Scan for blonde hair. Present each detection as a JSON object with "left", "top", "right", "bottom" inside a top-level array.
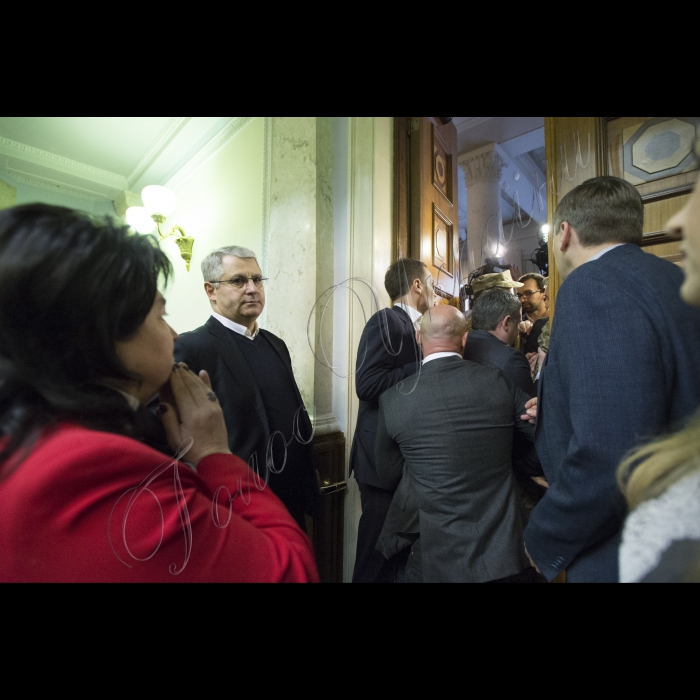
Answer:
[{"left": 618, "top": 409, "right": 700, "bottom": 509}]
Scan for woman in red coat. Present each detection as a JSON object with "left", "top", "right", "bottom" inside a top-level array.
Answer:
[{"left": 0, "top": 204, "right": 318, "bottom": 583}]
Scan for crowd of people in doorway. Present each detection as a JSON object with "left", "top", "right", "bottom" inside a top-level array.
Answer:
[
  {"left": 1, "top": 153, "right": 700, "bottom": 582},
  {"left": 352, "top": 171, "right": 700, "bottom": 584}
]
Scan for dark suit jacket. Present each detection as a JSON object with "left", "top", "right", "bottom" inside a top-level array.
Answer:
[
  {"left": 375, "top": 356, "right": 535, "bottom": 583},
  {"left": 464, "top": 330, "right": 542, "bottom": 479},
  {"left": 525, "top": 244, "right": 700, "bottom": 583},
  {"left": 464, "top": 330, "right": 535, "bottom": 397},
  {"left": 349, "top": 307, "right": 421, "bottom": 489},
  {"left": 173, "top": 317, "right": 317, "bottom": 517}
]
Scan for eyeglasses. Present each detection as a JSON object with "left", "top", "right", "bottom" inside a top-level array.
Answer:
[
  {"left": 209, "top": 276, "right": 268, "bottom": 289},
  {"left": 516, "top": 290, "right": 543, "bottom": 300}
]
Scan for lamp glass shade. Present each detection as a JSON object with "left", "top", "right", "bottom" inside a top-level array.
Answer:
[
  {"left": 142, "top": 185, "right": 177, "bottom": 218},
  {"left": 126, "top": 206, "right": 157, "bottom": 234}
]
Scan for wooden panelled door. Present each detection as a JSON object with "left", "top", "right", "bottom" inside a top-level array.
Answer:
[
  {"left": 545, "top": 117, "right": 695, "bottom": 314},
  {"left": 394, "top": 117, "right": 460, "bottom": 304}
]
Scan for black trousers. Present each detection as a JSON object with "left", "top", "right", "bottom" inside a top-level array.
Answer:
[{"left": 352, "top": 482, "right": 399, "bottom": 584}]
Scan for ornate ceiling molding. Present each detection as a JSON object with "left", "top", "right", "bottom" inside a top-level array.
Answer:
[
  {"left": 127, "top": 117, "right": 191, "bottom": 187},
  {"left": 0, "top": 136, "right": 127, "bottom": 188},
  {"left": 7, "top": 171, "right": 112, "bottom": 202},
  {"left": 454, "top": 117, "right": 493, "bottom": 133},
  {"left": 166, "top": 117, "right": 253, "bottom": 189}
]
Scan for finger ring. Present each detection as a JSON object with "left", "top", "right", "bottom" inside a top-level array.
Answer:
[{"left": 207, "top": 391, "right": 218, "bottom": 403}]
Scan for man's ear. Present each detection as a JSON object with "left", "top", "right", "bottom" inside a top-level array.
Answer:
[
  {"left": 204, "top": 282, "right": 217, "bottom": 301},
  {"left": 416, "top": 329, "right": 422, "bottom": 346},
  {"left": 559, "top": 222, "right": 574, "bottom": 252},
  {"left": 461, "top": 332, "right": 468, "bottom": 350}
]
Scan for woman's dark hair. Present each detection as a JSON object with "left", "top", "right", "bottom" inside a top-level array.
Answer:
[{"left": 0, "top": 203, "right": 172, "bottom": 467}]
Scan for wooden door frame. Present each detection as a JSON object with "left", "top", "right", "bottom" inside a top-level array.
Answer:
[
  {"left": 544, "top": 116, "right": 692, "bottom": 315},
  {"left": 393, "top": 117, "right": 412, "bottom": 263}
]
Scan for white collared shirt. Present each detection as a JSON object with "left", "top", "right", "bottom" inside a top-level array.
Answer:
[
  {"left": 212, "top": 312, "right": 260, "bottom": 340},
  {"left": 422, "top": 352, "right": 462, "bottom": 366},
  {"left": 394, "top": 303, "right": 423, "bottom": 330},
  {"left": 588, "top": 243, "right": 626, "bottom": 263}
]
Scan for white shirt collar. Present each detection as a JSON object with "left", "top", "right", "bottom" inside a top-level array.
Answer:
[
  {"left": 212, "top": 312, "right": 260, "bottom": 339},
  {"left": 422, "top": 352, "right": 462, "bottom": 366},
  {"left": 394, "top": 303, "right": 423, "bottom": 324},
  {"left": 588, "top": 243, "right": 626, "bottom": 263}
]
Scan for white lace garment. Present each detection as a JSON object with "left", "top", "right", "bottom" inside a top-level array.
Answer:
[{"left": 619, "top": 468, "right": 700, "bottom": 583}]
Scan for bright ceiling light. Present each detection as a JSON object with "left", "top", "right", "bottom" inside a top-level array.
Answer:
[
  {"left": 541, "top": 224, "right": 551, "bottom": 236},
  {"left": 126, "top": 206, "right": 156, "bottom": 234},
  {"left": 142, "top": 185, "right": 177, "bottom": 218}
]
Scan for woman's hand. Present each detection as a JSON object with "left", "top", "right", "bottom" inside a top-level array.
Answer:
[{"left": 159, "top": 363, "right": 232, "bottom": 466}]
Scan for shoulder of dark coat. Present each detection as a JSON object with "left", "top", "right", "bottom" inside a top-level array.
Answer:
[
  {"left": 367, "top": 306, "right": 407, "bottom": 327},
  {"left": 259, "top": 329, "right": 290, "bottom": 354},
  {"left": 561, "top": 245, "right": 684, "bottom": 310},
  {"left": 174, "top": 322, "right": 214, "bottom": 349}
]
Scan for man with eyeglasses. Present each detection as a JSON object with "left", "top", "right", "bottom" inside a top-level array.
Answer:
[
  {"left": 174, "top": 246, "right": 317, "bottom": 531},
  {"left": 517, "top": 273, "right": 549, "bottom": 356}
]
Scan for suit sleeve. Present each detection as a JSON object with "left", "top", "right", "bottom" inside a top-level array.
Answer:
[
  {"left": 374, "top": 397, "right": 405, "bottom": 491},
  {"left": 513, "top": 386, "right": 536, "bottom": 444},
  {"left": 524, "top": 277, "right": 668, "bottom": 580},
  {"left": 356, "top": 311, "right": 420, "bottom": 404},
  {"left": 503, "top": 353, "right": 536, "bottom": 398}
]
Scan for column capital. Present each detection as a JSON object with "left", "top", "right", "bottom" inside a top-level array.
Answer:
[{"left": 458, "top": 143, "right": 506, "bottom": 187}]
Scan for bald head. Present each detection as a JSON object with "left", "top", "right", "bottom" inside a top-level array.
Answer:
[{"left": 419, "top": 305, "right": 468, "bottom": 357}]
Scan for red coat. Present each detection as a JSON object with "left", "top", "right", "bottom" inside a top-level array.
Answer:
[{"left": 0, "top": 424, "right": 319, "bottom": 583}]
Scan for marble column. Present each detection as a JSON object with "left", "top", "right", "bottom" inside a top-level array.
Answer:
[
  {"left": 459, "top": 144, "right": 506, "bottom": 272},
  {"left": 0, "top": 178, "right": 17, "bottom": 210},
  {"left": 264, "top": 117, "right": 339, "bottom": 434}
]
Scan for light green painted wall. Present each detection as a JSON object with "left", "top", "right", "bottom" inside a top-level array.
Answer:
[
  {"left": 3, "top": 171, "right": 115, "bottom": 216},
  {"left": 0, "top": 178, "right": 17, "bottom": 210},
  {"left": 160, "top": 117, "right": 265, "bottom": 336}
]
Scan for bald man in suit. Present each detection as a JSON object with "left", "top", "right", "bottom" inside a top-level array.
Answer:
[{"left": 375, "top": 306, "right": 536, "bottom": 583}]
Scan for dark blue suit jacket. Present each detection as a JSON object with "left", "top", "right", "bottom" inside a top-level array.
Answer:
[
  {"left": 524, "top": 244, "right": 700, "bottom": 582},
  {"left": 349, "top": 307, "right": 421, "bottom": 489}
]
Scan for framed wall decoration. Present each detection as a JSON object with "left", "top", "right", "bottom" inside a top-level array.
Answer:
[
  {"left": 432, "top": 203, "right": 454, "bottom": 279},
  {"left": 432, "top": 125, "right": 454, "bottom": 205}
]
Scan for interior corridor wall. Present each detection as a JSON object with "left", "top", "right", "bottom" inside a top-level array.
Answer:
[
  {"left": 162, "top": 117, "right": 265, "bottom": 335},
  {"left": 0, "top": 170, "right": 116, "bottom": 217}
]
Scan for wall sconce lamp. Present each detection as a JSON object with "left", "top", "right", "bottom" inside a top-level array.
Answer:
[{"left": 125, "top": 186, "right": 195, "bottom": 272}]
